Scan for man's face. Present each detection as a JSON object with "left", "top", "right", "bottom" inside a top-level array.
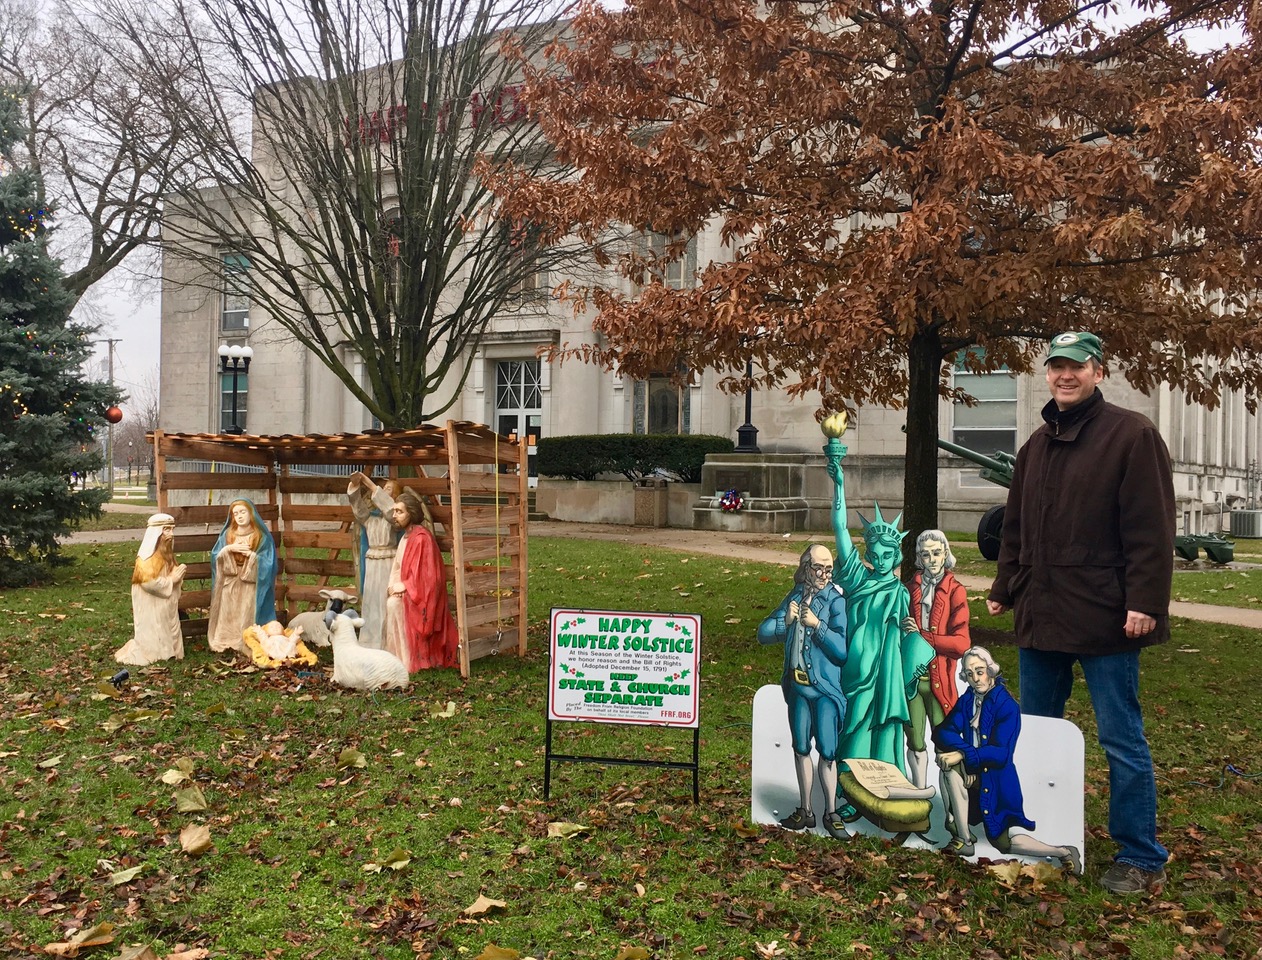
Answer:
[
  {"left": 918, "top": 538, "right": 947, "bottom": 578},
  {"left": 1045, "top": 357, "right": 1103, "bottom": 410},
  {"left": 160, "top": 524, "right": 175, "bottom": 543},
  {"left": 963, "top": 656, "right": 995, "bottom": 695},
  {"left": 390, "top": 500, "right": 410, "bottom": 529},
  {"left": 806, "top": 546, "right": 833, "bottom": 591}
]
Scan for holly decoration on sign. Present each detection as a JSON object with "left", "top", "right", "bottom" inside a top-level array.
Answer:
[{"left": 664, "top": 621, "right": 692, "bottom": 637}]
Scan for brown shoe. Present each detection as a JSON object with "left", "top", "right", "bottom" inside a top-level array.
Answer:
[{"left": 1100, "top": 862, "right": 1165, "bottom": 894}]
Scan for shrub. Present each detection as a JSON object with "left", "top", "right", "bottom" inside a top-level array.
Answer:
[{"left": 537, "top": 434, "right": 734, "bottom": 482}]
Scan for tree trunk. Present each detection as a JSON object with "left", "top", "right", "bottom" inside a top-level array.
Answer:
[{"left": 902, "top": 328, "right": 944, "bottom": 574}]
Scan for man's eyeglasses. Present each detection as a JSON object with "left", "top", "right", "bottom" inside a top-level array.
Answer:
[{"left": 809, "top": 564, "right": 833, "bottom": 576}]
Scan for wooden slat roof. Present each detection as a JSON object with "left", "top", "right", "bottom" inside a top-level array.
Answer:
[{"left": 148, "top": 422, "right": 516, "bottom": 465}]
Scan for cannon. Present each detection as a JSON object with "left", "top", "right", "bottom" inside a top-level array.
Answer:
[
  {"left": 934, "top": 437, "right": 1235, "bottom": 565},
  {"left": 933, "top": 437, "right": 1015, "bottom": 561}
]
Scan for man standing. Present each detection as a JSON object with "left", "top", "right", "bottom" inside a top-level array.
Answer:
[
  {"left": 758, "top": 544, "right": 850, "bottom": 838},
  {"left": 987, "top": 331, "right": 1174, "bottom": 894},
  {"left": 901, "top": 530, "right": 971, "bottom": 790}
]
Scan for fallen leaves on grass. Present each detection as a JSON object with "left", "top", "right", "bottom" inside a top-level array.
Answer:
[
  {"left": 462, "top": 895, "right": 507, "bottom": 917},
  {"left": 363, "top": 848, "right": 411, "bottom": 873},
  {"left": 113, "top": 946, "right": 159, "bottom": 960},
  {"left": 474, "top": 946, "right": 520, "bottom": 960},
  {"left": 44, "top": 921, "right": 116, "bottom": 957},
  {"left": 159, "top": 758, "right": 195, "bottom": 785},
  {"left": 173, "top": 784, "right": 207, "bottom": 812},
  {"left": 986, "top": 860, "right": 1063, "bottom": 887},
  {"left": 108, "top": 865, "right": 144, "bottom": 886},
  {"left": 178, "top": 824, "right": 213, "bottom": 856},
  {"left": 336, "top": 747, "right": 367, "bottom": 769},
  {"left": 431, "top": 701, "right": 457, "bottom": 718},
  {"left": 546, "top": 821, "right": 588, "bottom": 838},
  {"left": 100, "top": 709, "right": 161, "bottom": 733}
]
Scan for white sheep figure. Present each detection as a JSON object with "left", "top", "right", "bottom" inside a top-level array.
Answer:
[
  {"left": 287, "top": 588, "right": 359, "bottom": 649},
  {"left": 328, "top": 614, "right": 409, "bottom": 691}
]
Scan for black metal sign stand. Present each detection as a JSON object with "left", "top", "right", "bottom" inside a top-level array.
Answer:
[
  {"left": 544, "top": 607, "right": 702, "bottom": 803},
  {"left": 544, "top": 720, "right": 700, "bottom": 803}
]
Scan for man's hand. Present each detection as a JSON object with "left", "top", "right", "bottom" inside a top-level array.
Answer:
[
  {"left": 986, "top": 600, "right": 1009, "bottom": 616},
  {"left": 937, "top": 750, "right": 964, "bottom": 769},
  {"left": 1125, "top": 610, "right": 1156, "bottom": 639},
  {"left": 786, "top": 600, "right": 800, "bottom": 624},
  {"left": 800, "top": 607, "right": 820, "bottom": 630}
]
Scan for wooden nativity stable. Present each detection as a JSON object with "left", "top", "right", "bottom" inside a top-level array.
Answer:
[{"left": 149, "top": 422, "right": 528, "bottom": 678}]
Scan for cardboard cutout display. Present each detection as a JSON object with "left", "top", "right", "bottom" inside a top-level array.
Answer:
[
  {"left": 821, "top": 417, "right": 934, "bottom": 822},
  {"left": 751, "top": 418, "right": 1084, "bottom": 872},
  {"left": 904, "top": 529, "right": 972, "bottom": 789},
  {"left": 757, "top": 545, "right": 851, "bottom": 837}
]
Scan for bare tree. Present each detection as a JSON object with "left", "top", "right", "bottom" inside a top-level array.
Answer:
[
  {"left": 89, "top": 0, "right": 590, "bottom": 428},
  {"left": 114, "top": 370, "right": 161, "bottom": 478},
  {"left": 0, "top": 0, "right": 192, "bottom": 301}
]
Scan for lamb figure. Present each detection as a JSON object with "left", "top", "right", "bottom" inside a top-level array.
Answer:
[
  {"left": 328, "top": 614, "right": 410, "bottom": 691},
  {"left": 287, "top": 588, "right": 359, "bottom": 648}
]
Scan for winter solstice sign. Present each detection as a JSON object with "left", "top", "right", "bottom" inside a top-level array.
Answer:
[
  {"left": 548, "top": 609, "right": 701, "bottom": 725},
  {"left": 545, "top": 608, "right": 702, "bottom": 800}
]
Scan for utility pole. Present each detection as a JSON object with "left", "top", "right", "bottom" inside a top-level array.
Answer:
[{"left": 103, "top": 338, "right": 120, "bottom": 498}]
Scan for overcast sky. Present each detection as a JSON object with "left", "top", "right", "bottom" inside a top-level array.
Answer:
[{"left": 76, "top": 262, "right": 162, "bottom": 411}]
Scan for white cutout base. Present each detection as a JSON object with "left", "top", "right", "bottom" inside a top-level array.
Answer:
[{"left": 751, "top": 684, "right": 1085, "bottom": 866}]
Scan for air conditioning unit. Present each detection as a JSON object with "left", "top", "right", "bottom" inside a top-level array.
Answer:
[{"left": 1230, "top": 509, "right": 1262, "bottom": 538}]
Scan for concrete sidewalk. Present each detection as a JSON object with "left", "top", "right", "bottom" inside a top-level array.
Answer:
[
  {"left": 528, "top": 521, "right": 1262, "bottom": 630},
  {"left": 70, "top": 510, "right": 1262, "bottom": 630}
]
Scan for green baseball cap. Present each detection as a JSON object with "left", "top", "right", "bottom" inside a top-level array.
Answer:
[{"left": 1045, "top": 331, "right": 1103, "bottom": 364}]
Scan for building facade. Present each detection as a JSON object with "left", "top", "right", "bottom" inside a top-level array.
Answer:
[
  {"left": 159, "top": 206, "right": 1262, "bottom": 535},
  {"left": 157, "top": 52, "right": 1262, "bottom": 535}
]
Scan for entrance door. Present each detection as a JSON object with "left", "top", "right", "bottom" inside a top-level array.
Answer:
[{"left": 495, "top": 359, "right": 542, "bottom": 486}]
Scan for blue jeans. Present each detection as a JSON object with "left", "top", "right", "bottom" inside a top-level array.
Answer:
[{"left": 1018, "top": 647, "right": 1168, "bottom": 873}]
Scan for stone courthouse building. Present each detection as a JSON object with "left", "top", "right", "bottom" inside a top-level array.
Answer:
[{"left": 158, "top": 53, "right": 1262, "bottom": 537}]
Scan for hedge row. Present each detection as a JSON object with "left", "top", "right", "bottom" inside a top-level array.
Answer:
[{"left": 536, "top": 434, "right": 735, "bottom": 482}]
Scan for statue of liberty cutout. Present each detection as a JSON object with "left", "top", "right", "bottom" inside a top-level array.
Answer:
[{"left": 822, "top": 413, "right": 936, "bottom": 830}]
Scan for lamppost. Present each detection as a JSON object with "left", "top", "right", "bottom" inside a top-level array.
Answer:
[
  {"left": 127, "top": 440, "right": 134, "bottom": 485},
  {"left": 734, "top": 354, "right": 761, "bottom": 453},
  {"left": 217, "top": 343, "right": 253, "bottom": 435}
]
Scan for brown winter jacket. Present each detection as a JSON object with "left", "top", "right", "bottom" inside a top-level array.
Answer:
[{"left": 988, "top": 389, "right": 1175, "bottom": 656}]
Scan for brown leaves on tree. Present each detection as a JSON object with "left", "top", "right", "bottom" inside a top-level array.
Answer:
[{"left": 486, "top": 0, "right": 1262, "bottom": 535}]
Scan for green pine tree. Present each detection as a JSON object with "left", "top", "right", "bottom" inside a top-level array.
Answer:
[{"left": 0, "top": 88, "right": 116, "bottom": 585}]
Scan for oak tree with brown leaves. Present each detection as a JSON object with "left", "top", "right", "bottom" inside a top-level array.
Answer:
[{"left": 489, "top": 0, "right": 1262, "bottom": 542}]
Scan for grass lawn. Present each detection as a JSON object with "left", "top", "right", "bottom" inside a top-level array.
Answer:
[
  {"left": 771, "top": 531, "right": 1262, "bottom": 609},
  {"left": 1, "top": 538, "right": 1258, "bottom": 959},
  {"left": 73, "top": 512, "right": 153, "bottom": 533}
]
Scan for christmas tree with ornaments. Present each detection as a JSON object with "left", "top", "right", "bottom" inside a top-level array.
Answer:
[{"left": 0, "top": 88, "right": 116, "bottom": 585}]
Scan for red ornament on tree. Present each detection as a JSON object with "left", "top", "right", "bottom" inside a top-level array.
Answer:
[{"left": 104, "top": 405, "right": 123, "bottom": 424}]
